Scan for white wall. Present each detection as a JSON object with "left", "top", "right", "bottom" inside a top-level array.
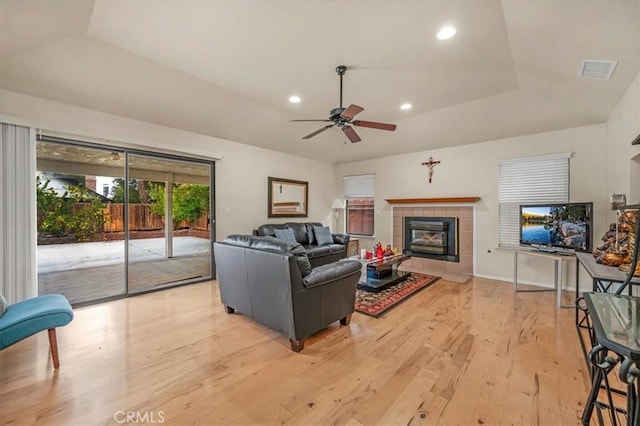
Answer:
[
  {"left": 0, "top": 90, "right": 337, "bottom": 241},
  {"left": 605, "top": 72, "right": 640, "bottom": 203},
  {"left": 335, "top": 124, "right": 607, "bottom": 284},
  {"left": 3, "top": 71, "right": 637, "bottom": 287}
]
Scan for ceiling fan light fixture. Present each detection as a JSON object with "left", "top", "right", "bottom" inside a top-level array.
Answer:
[
  {"left": 437, "top": 26, "right": 456, "bottom": 40},
  {"left": 288, "top": 95, "right": 301, "bottom": 103},
  {"left": 290, "top": 65, "right": 397, "bottom": 143},
  {"left": 400, "top": 103, "right": 412, "bottom": 110}
]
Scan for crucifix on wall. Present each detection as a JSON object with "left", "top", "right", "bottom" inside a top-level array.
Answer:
[{"left": 421, "top": 156, "right": 441, "bottom": 183}]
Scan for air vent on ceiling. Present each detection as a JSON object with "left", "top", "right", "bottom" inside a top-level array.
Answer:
[{"left": 579, "top": 60, "right": 618, "bottom": 80}]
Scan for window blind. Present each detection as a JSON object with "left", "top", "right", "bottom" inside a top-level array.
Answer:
[
  {"left": 498, "top": 153, "right": 570, "bottom": 247},
  {"left": 0, "top": 123, "right": 37, "bottom": 303},
  {"left": 344, "top": 174, "right": 374, "bottom": 198}
]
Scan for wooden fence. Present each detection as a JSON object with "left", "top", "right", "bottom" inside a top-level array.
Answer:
[
  {"left": 101, "top": 204, "right": 209, "bottom": 232},
  {"left": 346, "top": 199, "right": 374, "bottom": 236}
]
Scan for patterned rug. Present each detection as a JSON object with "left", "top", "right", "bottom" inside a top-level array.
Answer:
[{"left": 355, "top": 273, "right": 440, "bottom": 317}]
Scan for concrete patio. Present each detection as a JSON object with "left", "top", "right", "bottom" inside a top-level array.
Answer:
[{"left": 38, "top": 237, "right": 211, "bottom": 304}]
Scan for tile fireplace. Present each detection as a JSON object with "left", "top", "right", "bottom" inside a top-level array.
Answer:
[
  {"left": 392, "top": 205, "right": 473, "bottom": 279},
  {"left": 404, "top": 216, "right": 459, "bottom": 262}
]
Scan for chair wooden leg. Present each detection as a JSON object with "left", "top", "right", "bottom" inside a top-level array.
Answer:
[
  {"left": 289, "top": 338, "right": 305, "bottom": 352},
  {"left": 340, "top": 314, "right": 352, "bottom": 326},
  {"left": 47, "top": 328, "right": 60, "bottom": 369}
]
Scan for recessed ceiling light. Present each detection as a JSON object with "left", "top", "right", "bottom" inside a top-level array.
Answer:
[
  {"left": 437, "top": 26, "right": 456, "bottom": 41},
  {"left": 289, "top": 95, "right": 301, "bottom": 103},
  {"left": 400, "top": 103, "right": 412, "bottom": 110}
]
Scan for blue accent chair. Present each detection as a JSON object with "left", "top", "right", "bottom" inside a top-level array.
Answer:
[{"left": 0, "top": 294, "right": 74, "bottom": 369}]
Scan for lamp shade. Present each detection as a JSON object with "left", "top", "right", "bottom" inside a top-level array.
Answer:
[{"left": 331, "top": 198, "right": 345, "bottom": 209}]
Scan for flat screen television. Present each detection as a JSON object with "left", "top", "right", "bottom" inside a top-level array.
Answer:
[{"left": 519, "top": 202, "right": 593, "bottom": 252}]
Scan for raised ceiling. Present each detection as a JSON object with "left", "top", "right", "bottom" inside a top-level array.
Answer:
[{"left": 1, "top": 0, "right": 638, "bottom": 164}]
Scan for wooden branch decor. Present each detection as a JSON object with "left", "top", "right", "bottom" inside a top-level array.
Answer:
[{"left": 421, "top": 156, "right": 441, "bottom": 183}]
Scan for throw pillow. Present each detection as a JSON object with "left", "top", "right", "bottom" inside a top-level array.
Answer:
[
  {"left": 0, "top": 293, "right": 8, "bottom": 318},
  {"left": 289, "top": 244, "right": 312, "bottom": 276},
  {"left": 274, "top": 228, "right": 297, "bottom": 243},
  {"left": 314, "top": 226, "right": 334, "bottom": 245}
]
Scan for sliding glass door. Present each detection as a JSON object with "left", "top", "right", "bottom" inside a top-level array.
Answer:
[
  {"left": 36, "top": 141, "right": 126, "bottom": 304},
  {"left": 36, "top": 137, "right": 214, "bottom": 305},
  {"left": 127, "top": 154, "right": 212, "bottom": 293}
]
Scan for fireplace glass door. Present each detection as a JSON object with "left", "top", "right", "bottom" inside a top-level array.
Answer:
[
  {"left": 404, "top": 216, "right": 460, "bottom": 262},
  {"left": 410, "top": 222, "right": 449, "bottom": 255}
]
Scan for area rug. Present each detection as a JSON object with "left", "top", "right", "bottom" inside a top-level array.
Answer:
[{"left": 355, "top": 273, "right": 440, "bottom": 317}]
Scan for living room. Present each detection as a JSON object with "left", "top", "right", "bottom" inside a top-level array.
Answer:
[{"left": 1, "top": 1, "right": 640, "bottom": 424}]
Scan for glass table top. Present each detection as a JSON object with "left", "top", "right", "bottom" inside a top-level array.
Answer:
[
  {"left": 585, "top": 292, "right": 640, "bottom": 360},
  {"left": 350, "top": 253, "right": 409, "bottom": 266}
]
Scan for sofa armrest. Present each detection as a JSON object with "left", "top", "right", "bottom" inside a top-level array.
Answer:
[
  {"left": 332, "top": 233, "right": 350, "bottom": 246},
  {"left": 302, "top": 260, "right": 361, "bottom": 288}
]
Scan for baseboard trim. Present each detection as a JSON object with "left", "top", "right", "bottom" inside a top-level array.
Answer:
[{"left": 472, "top": 273, "right": 576, "bottom": 291}]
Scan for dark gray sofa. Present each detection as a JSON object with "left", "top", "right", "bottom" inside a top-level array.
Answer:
[
  {"left": 214, "top": 235, "right": 361, "bottom": 352},
  {"left": 254, "top": 222, "right": 350, "bottom": 267}
]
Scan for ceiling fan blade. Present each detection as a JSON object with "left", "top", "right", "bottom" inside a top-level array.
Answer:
[
  {"left": 352, "top": 120, "right": 397, "bottom": 131},
  {"left": 340, "top": 104, "right": 364, "bottom": 121},
  {"left": 290, "top": 119, "right": 332, "bottom": 122},
  {"left": 303, "top": 124, "right": 336, "bottom": 139},
  {"left": 342, "top": 125, "right": 361, "bottom": 143}
]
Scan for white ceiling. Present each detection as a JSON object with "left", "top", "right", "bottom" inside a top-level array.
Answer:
[{"left": 0, "top": 0, "right": 638, "bottom": 164}]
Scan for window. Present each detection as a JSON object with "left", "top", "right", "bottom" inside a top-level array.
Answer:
[
  {"left": 344, "top": 174, "right": 375, "bottom": 236},
  {"left": 498, "top": 153, "right": 570, "bottom": 247}
]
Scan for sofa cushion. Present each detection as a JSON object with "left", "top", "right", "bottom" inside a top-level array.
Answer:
[
  {"left": 289, "top": 244, "right": 312, "bottom": 276},
  {"left": 223, "top": 235, "right": 312, "bottom": 276},
  {"left": 304, "top": 245, "right": 331, "bottom": 258},
  {"left": 305, "top": 222, "right": 323, "bottom": 245},
  {"left": 325, "top": 244, "right": 346, "bottom": 255},
  {"left": 302, "top": 260, "right": 361, "bottom": 288},
  {"left": 331, "top": 233, "right": 349, "bottom": 245},
  {"left": 314, "top": 226, "right": 334, "bottom": 245},
  {"left": 285, "top": 222, "right": 309, "bottom": 245},
  {"left": 223, "top": 234, "right": 289, "bottom": 254},
  {"left": 257, "top": 224, "right": 289, "bottom": 237},
  {"left": 274, "top": 228, "right": 297, "bottom": 243}
]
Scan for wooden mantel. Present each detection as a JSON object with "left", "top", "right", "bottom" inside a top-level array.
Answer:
[{"left": 385, "top": 197, "right": 481, "bottom": 204}]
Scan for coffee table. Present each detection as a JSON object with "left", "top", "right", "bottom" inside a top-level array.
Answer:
[{"left": 354, "top": 253, "right": 411, "bottom": 292}]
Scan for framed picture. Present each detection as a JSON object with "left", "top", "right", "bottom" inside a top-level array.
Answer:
[{"left": 268, "top": 177, "right": 308, "bottom": 218}]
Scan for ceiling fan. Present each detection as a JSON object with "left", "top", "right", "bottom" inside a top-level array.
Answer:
[{"left": 290, "top": 65, "right": 397, "bottom": 143}]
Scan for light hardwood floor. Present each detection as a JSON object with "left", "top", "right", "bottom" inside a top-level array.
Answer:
[{"left": 0, "top": 277, "right": 590, "bottom": 425}]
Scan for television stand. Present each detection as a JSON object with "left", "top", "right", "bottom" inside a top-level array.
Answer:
[
  {"left": 513, "top": 248, "right": 577, "bottom": 308},
  {"left": 535, "top": 247, "right": 557, "bottom": 253}
]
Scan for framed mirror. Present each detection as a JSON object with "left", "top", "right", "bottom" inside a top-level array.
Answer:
[{"left": 268, "top": 177, "right": 308, "bottom": 218}]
